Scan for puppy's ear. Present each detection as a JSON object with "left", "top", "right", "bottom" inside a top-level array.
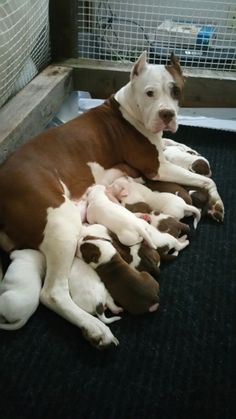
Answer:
[{"left": 131, "top": 51, "right": 147, "bottom": 79}]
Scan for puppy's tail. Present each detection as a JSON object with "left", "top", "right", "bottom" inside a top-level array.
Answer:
[
  {"left": 139, "top": 226, "right": 156, "bottom": 249},
  {"left": 185, "top": 204, "right": 201, "bottom": 229},
  {"left": 97, "top": 313, "right": 121, "bottom": 324},
  {"left": 0, "top": 316, "right": 27, "bottom": 330}
]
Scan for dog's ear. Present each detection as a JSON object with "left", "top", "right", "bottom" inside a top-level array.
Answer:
[
  {"left": 169, "top": 52, "right": 183, "bottom": 75},
  {"left": 131, "top": 51, "right": 147, "bottom": 79},
  {"left": 166, "top": 52, "right": 185, "bottom": 93}
]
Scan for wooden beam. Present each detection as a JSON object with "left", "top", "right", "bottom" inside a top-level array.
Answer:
[
  {"left": 0, "top": 65, "right": 73, "bottom": 163},
  {"left": 60, "top": 59, "right": 236, "bottom": 107}
]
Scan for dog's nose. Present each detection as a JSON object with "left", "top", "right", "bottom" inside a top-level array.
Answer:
[{"left": 159, "top": 109, "right": 175, "bottom": 124}]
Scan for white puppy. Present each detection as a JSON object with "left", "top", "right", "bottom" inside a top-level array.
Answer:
[
  {"left": 108, "top": 176, "right": 201, "bottom": 228},
  {"left": 85, "top": 184, "right": 156, "bottom": 248},
  {"left": 0, "top": 249, "right": 45, "bottom": 330},
  {"left": 69, "top": 257, "right": 123, "bottom": 324},
  {"left": 163, "top": 138, "right": 211, "bottom": 176}
]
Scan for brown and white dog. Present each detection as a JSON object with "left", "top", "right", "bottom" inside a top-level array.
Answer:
[{"left": 0, "top": 52, "right": 224, "bottom": 349}]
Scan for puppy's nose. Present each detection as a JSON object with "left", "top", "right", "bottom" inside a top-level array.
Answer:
[{"left": 159, "top": 109, "right": 175, "bottom": 124}]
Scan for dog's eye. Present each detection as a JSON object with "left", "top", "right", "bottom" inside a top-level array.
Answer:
[
  {"left": 146, "top": 90, "right": 154, "bottom": 97},
  {"left": 171, "top": 84, "right": 181, "bottom": 99}
]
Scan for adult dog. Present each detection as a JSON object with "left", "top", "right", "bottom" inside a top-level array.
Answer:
[{"left": 0, "top": 52, "right": 224, "bottom": 349}]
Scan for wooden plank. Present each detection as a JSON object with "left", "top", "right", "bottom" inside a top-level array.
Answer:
[
  {"left": 60, "top": 59, "right": 236, "bottom": 107},
  {"left": 0, "top": 65, "right": 73, "bottom": 163}
]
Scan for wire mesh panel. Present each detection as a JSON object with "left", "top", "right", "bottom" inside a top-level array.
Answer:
[
  {"left": 0, "top": 0, "right": 50, "bottom": 108},
  {"left": 77, "top": 0, "right": 236, "bottom": 71}
]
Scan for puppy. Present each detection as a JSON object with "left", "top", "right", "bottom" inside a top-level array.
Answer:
[
  {"left": 85, "top": 184, "right": 156, "bottom": 247},
  {"left": 0, "top": 249, "right": 45, "bottom": 330},
  {"left": 78, "top": 238, "right": 160, "bottom": 315},
  {"left": 69, "top": 257, "right": 123, "bottom": 324},
  {"left": 80, "top": 223, "right": 160, "bottom": 279},
  {"left": 148, "top": 212, "right": 190, "bottom": 238},
  {"left": 137, "top": 217, "right": 189, "bottom": 257},
  {"left": 163, "top": 138, "right": 211, "bottom": 176},
  {"left": 109, "top": 176, "right": 201, "bottom": 228}
]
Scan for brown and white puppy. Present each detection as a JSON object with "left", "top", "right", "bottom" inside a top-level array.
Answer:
[
  {"left": 144, "top": 179, "right": 192, "bottom": 205},
  {"left": 78, "top": 237, "right": 160, "bottom": 315},
  {"left": 69, "top": 257, "right": 123, "bottom": 324},
  {"left": 80, "top": 223, "right": 160, "bottom": 279},
  {"left": 163, "top": 138, "right": 212, "bottom": 176}
]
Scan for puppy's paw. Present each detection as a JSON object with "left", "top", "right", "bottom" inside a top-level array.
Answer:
[
  {"left": 208, "top": 199, "right": 224, "bottom": 222},
  {"left": 81, "top": 318, "right": 119, "bottom": 350}
]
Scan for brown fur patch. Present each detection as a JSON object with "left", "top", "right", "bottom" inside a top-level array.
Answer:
[
  {"left": 80, "top": 242, "right": 101, "bottom": 264},
  {"left": 158, "top": 217, "right": 190, "bottom": 238},
  {"left": 125, "top": 202, "right": 152, "bottom": 214},
  {"left": 191, "top": 159, "right": 210, "bottom": 176},
  {"left": 144, "top": 179, "right": 192, "bottom": 205},
  {"left": 96, "top": 253, "right": 159, "bottom": 314},
  {"left": 137, "top": 243, "right": 160, "bottom": 278},
  {"left": 109, "top": 232, "right": 133, "bottom": 265}
]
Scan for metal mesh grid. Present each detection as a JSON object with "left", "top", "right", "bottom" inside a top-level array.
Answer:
[
  {"left": 0, "top": 0, "right": 50, "bottom": 108},
  {"left": 77, "top": 0, "right": 236, "bottom": 71}
]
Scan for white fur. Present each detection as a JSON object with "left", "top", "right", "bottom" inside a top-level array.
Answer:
[
  {"left": 40, "top": 196, "right": 119, "bottom": 349},
  {"left": 85, "top": 184, "right": 156, "bottom": 248},
  {"left": 0, "top": 249, "right": 45, "bottom": 330},
  {"left": 80, "top": 223, "right": 112, "bottom": 242},
  {"left": 69, "top": 258, "right": 122, "bottom": 324},
  {"left": 163, "top": 144, "right": 211, "bottom": 176},
  {"left": 87, "top": 162, "right": 124, "bottom": 186}
]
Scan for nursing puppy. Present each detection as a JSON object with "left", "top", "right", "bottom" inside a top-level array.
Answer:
[
  {"left": 109, "top": 176, "right": 201, "bottom": 228},
  {"left": 69, "top": 257, "right": 123, "bottom": 324},
  {"left": 85, "top": 184, "right": 156, "bottom": 248},
  {"left": 80, "top": 223, "right": 160, "bottom": 279},
  {"left": 0, "top": 249, "right": 45, "bottom": 330},
  {"left": 78, "top": 238, "right": 160, "bottom": 315}
]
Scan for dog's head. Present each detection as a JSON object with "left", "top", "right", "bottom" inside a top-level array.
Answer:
[{"left": 130, "top": 51, "right": 185, "bottom": 134}]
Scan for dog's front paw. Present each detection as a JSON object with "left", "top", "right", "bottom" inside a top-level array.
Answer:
[
  {"left": 208, "top": 199, "right": 224, "bottom": 222},
  {"left": 81, "top": 317, "right": 119, "bottom": 350}
]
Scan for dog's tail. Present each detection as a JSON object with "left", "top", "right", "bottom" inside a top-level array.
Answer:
[
  {"left": 0, "top": 316, "right": 28, "bottom": 330},
  {"left": 138, "top": 225, "right": 157, "bottom": 249},
  {"left": 185, "top": 204, "right": 201, "bottom": 229},
  {"left": 97, "top": 313, "right": 121, "bottom": 324}
]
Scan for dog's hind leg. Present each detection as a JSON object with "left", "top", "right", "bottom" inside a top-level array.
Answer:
[
  {"left": 153, "top": 159, "right": 224, "bottom": 222},
  {"left": 40, "top": 198, "right": 118, "bottom": 349}
]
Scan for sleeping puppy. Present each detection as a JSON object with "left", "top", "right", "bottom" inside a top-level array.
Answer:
[
  {"left": 85, "top": 184, "right": 156, "bottom": 248},
  {"left": 163, "top": 138, "right": 211, "bottom": 176},
  {"left": 69, "top": 257, "right": 123, "bottom": 324},
  {"left": 77, "top": 237, "right": 160, "bottom": 315},
  {"left": 0, "top": 249, "right": 45, "bottom": 330}
]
